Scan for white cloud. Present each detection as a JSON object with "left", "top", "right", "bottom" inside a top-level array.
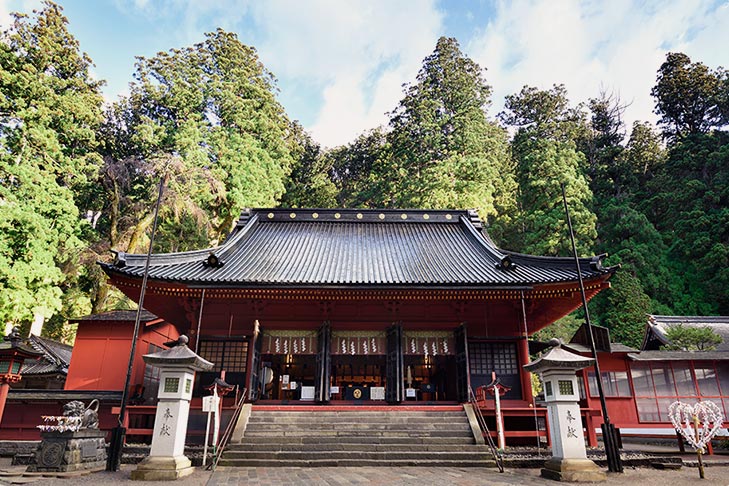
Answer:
[
  {"left": 250, "top": 1, "right": 443, "bottom": 147},
  {"left": 468, "top": 0, "right": 727, "bottom": 135}
]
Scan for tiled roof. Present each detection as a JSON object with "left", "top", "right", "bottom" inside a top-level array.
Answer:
[
  {"left": 101, "top": 208, "right": 614, "bottom": 288},
  {"left": 644, "top": 315, "right": 729, "bottom": 351},
  {"left": 20, "top": 335, "right": 72, "bottom": 376},
  {"left": 628, "top": 350, "right": 729, "bottom": 361},
  {"left": 71, "top": 309, "right": 158, "bottom": 322}
]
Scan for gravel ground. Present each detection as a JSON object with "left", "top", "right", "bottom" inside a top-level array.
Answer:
[{"left": 2, "top": 464, "right": 728, "bottom": 486}]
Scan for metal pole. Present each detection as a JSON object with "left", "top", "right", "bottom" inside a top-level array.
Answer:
[
  {"left": 560, "top": 183, "right": 623, "bottom": 473},
  {"left": 107, "top": 175, "right": 166, "bottom": 471}
]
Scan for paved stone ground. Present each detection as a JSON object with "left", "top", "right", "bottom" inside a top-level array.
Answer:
[{"left": 2, "top": 464, "right": 729, "bottom": 486}]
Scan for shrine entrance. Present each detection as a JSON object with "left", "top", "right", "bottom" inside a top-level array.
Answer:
[{"left": 254, "top": 326, "right": 459, "bottom": 403}]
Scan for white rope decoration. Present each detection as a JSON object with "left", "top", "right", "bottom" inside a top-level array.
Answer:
[
  {"left": 38, "top": 415, "right": 82, "bottom": 433},
  {"left": 668, "top": 401, "right": 724, "bottom": 453}
]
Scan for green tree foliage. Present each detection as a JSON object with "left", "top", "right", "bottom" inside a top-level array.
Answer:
[
  {"left": 383, "top": 37, "right": 513, "bottom": 218},
  {"left": 651, "top": 52, "right": 728, "bottom": 139},
  {"left": 91, "top": 30, "right": 298, "bottom": 311},
  {"left": 500, "top": 85, "right": 596, "bottom": 255},
  {"left": 648, "top": 132, "right": 729, "bottom": 313},
  {"left": 0, "top": 2, "right": 103, "bottom": 331},
  {"left": 328, "top": 128, "right": 391, "bottom": 208},
  {"left": 595, "top": 271, "right": 651, "bottom": 348},
  {"left": 661, "top": 324, "right": 723, "bottom": 351},
  {"left": 280, "top": 122, "right": 337, "bottom": 208},
  {"left": 100, "top": 29, "right": 295, "bottom": 245}
]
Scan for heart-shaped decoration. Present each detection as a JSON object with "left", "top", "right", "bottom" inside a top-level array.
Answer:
[{"left": 668, "top": 401, "right": 724, "bottom": 452}]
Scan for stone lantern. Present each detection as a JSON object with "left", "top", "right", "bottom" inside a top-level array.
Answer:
[
  {"left": 524, "top": 339, "right": 606, "bottom": 482},
  {"left": 131, "top": 336, "right": 213, "bottom": 481}
]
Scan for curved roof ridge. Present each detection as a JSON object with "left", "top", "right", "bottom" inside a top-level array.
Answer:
[{"left": 106, "top": 213, "right": 260, "bottom": 268}]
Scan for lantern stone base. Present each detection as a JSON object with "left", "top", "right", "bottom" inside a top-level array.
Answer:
[
  {"left": 130, "top": 455, "right": 195, "bottom": 481},
  {"left": 541, "top": 458, "right": 606, "bottom": 482}
]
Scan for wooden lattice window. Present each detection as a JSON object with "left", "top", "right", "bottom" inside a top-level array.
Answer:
[{"left": 198, "top": 339, "right": 248, "bottom": 373}]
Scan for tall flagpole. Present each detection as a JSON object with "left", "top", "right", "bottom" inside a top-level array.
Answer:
[
  {"left": 561, "top": 183, "right": 623, "bottom": 473},
  {"left": 107, "top": 175, "right": 166, "bottom": 471}
]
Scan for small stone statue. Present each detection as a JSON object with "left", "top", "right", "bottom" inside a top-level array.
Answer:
[{"left": 62, "top": 399, "right": 100, "bottom": 430}]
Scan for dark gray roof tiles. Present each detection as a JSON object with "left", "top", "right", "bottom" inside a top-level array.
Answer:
[
  {"left": 71, "top": 310, "right": 158, "bottom": 322},
  {"left": 101, "top": 209, "right": 614, "bottom": 288},
  {"left": 20, "top": 335, "right": 72, "bottom": 376},
  {"left": 645, "top": 314, "right": 729, "bottom": 351},
  {"left": 628, "top": 350, "right": 729, "bottom": 361}
]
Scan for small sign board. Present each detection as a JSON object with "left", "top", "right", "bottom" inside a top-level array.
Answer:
[
  {"left": 406, "top": 388, "right": 417, "bottom": 398},
  {"left": 202, "top": 395, "right": 220, "bottom": 412}
]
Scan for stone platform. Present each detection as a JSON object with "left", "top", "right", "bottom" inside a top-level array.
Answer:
[{"left": 26, "top": 429, "right": 106, "bottom": 473}]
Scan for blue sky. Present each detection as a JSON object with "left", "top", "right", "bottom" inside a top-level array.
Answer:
[{"left": 2, "top": 0, "right": 728, "bottom": 148}]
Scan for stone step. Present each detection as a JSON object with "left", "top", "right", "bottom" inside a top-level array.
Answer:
[
  {"left": 250, "top": 411, "right": 466, "bottom": 418},
  {"left": 227, "top": 443, "right": 486, "bottom": 452},
  {"left": 217, "top": 458, "right": 496, "bottom": 468},
  {"left": 248, "top": 415, "right": 467, "bottom": 424},
  {"left": 243, "top": 429, "right": 472, "bottom": 438},
  {"left": 237, "top": 436, "right": 475, "bottom": 445},
  {"left": 221, "top": 407, "right": 496, "bottom": 469},
  {"left": 221, "top": 450, "right": 492, "bottom": 461},
  {"left": 245, "top": 423, "right": 470, "bottom": 432}
]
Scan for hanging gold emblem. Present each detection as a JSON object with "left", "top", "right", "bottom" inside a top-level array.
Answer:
[{"left": 353, "top": 388, "right": 362, "bottom": 399}]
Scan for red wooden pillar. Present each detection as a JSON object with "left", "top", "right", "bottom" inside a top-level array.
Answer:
[
  {"left": 518, "top": 337, "right": 533, "bottom": 405},
  {"left": 583, "top": 410, "right": 598, "bottom": 447},
  {"left": 0, "top": 382, "right": 9, "bottom": 424}
]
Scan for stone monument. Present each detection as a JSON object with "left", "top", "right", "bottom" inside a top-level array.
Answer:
[
  {"left": 27, "top": 399, "right": 106, "bottom": 473},
  {"left": 524, "top": 339, "right": 606, "bottom": 482},
  {"left": 131, "top": 335, "right": 213, "bottom": 481}
]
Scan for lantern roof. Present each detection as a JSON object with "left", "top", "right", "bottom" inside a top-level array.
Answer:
[
  {"left": 524, "top": 339, "right": 595, "bottom": 373},
  {"left": 142, "top": 336, "right": 213, "bottom": 371}
]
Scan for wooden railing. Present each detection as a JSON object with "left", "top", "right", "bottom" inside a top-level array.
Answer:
[
  {"left": 468, "top": 386, "right": 504, "bottom": 473},
  {"left": 208, "top": 387, "right": 247, "bottom": 471}
]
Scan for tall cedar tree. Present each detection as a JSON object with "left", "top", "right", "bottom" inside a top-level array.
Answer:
[
  {"left": 92, "top": 30, "right": 297, "bottom": 312},
  {"left": 0, "top": 2, "right": 104, "bottom": 337},
  {"left": 648, "top": 52, "right": 729, "bottom": 313},
  {"left": 99, "top": 29, "right": 295, "bottom": 250},
  {"left": 500, "top": 85, "right": 596, "bottom": 255},
  {"left": 383, "top": 37, "right": 514, "bottom": 220}
]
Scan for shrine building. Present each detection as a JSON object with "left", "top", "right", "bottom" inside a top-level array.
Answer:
[{"left": 100, "top": 208, "right": 614, "bottom": 409}]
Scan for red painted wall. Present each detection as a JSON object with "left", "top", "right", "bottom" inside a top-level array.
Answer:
[
  {"left": 65, "top": 319, "right": 180, "bottom": 391},
  {"left": 578, "top": 352, "right": 640, "bottom": 427}
]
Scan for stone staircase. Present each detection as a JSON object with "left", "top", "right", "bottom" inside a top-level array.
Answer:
[{"left": 218, "top": 406, "right": 497, "bottom": 467}]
